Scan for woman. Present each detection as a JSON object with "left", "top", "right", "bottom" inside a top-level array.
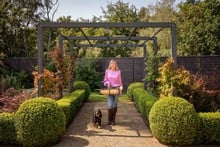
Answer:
[{"left": 103, "top": 59, "right": 123, "bottom": 125}]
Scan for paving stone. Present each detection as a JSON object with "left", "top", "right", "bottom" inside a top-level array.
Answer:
[{"left": 52, "top": 101, "right": 167, "bottom": 147}]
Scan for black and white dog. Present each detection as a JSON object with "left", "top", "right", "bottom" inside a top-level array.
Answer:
[{"left": 92, "top": 109, "right": 102, "bottom": 128}]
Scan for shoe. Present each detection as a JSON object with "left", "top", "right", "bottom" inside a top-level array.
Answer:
[{"left": 111, "top": 121, "right": 115, "bottom": 125}]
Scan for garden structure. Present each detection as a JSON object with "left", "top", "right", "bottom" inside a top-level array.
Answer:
[
  {"left": 37, "top": 22, "right": 177, "bottom": 96},
  {"left": 1, "top": 22, "right": 220, "bottom": 147}
]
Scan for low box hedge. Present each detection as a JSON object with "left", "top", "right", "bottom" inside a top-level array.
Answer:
[
  {"left": 0, "top": 81, "right": 89, "bottom": 147},
  {"left": 126, "top": 82, "right": 144, "bottom": 99},
  {"left": 132, "top": 87, "right": 157, "bottom": 120},
  {"left": 0, "top": 112, "right": 17, "bottom": 144},
  {"left": 57, "top": 89, "right": 86, "bottom": 127},
  {"left": 195, "top": 112, "right": 220, "bottom": 144}
]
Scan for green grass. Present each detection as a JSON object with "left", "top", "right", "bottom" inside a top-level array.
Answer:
[
  {"left": 88, "top": 92, "right": 132, "bottom": 102},
  {"left": 88, "top": 92, "right": 107, "bottom": 102}
]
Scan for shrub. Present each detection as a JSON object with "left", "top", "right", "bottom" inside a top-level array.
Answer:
[
  {"left": 126, "top": 82, "right": 144, "bottom": 99},
  {"left": 182, "top": 71, "right": 220, "bottom": 112},
  {"left": 143, "top": 54, "right": 160, "bottom": 94},
  {"left": 0, "top": 113, "right": 17, "bottom": 144},
  {"left": 14, "top": 97, "right": 66, "bottom": 147},
  {"left": 74, "top": 58, "right": 101, "bottom": 91},
  {"left": 149, "top": 96, "right": 199, "bottom": 145},
  {"left": 73, "top": 81, "right": 90, "bottom": 101},
  {"left": 197, "top": 112, "right": 220, "bottom": 144},
  {"left": 0, "top": 69, "right": 31, "bottom": 92},
  {"left": 32, "top": 69, "right": 56, "bottom": 97},
  {"left": 133, "top": 87, "right": 157, "bottom": 121},
  {"left": 156, "top": 57, "right": 191, "bottom": 97},
  {"left": 57, "top": 90, "right": 86, "bottom": 127},
  {"left": 0, "top": 88, "right": 31, "bottom": 113}
]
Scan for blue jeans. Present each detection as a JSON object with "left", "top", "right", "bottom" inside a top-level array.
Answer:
[{"left": 107, "top": 94, "right": 119, "bottom": 109}]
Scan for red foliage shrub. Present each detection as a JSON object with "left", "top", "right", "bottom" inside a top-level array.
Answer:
[
  {"left": 0, "top": 88, "right": 31, "bottom": 113},
  {"left": 181, "top": 70, "right": 220, "bottom": 112}
]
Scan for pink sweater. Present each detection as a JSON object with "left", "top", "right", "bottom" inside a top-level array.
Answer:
[{"left": 103, "top": 69, "right": 123, "bottom": 88}]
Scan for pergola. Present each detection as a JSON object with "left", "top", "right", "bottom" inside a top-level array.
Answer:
[{"left": 37, "top": 22, "right": 177, "bottom": 96}]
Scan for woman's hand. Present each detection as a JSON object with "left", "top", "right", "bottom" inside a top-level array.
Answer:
[
  {"left": 119, "top": 86, "right": 123, "bottom": 96},
  {"left": 104, "top": 81, "right": 110, "bottom": 89}
]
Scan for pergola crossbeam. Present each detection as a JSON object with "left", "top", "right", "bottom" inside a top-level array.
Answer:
[
  {"left": 124, "top": 27, "right": 138, "bottom": 47},
  {"left": 150, "top": 27, "right": 165, "bottom": 38},
  {"left": 70, "top": 43, "right": 145, "bottom": 48},
  {"left": 38, "top": 22, "right": 176, "bottom": 28},
  {"left": 66, "top": 36, "right": 152, "bottom": 41},
  {"left": 78, "top": 27, "right": 93, "bottom": 47}
]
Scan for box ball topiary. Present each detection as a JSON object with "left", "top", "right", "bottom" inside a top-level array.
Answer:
[
  {"left": 149, "top": 96, "right": 199, "bottom": 145},
  {"left": 14, "top": 97, "right": 66, "bottom": 147}
]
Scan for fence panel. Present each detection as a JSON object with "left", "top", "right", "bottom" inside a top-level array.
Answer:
[{"left": 1, "top": 56, "right": 220, "bottom": 90}]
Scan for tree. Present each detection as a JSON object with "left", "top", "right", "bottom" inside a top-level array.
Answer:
[
  {"left": 135, "top": 0, "right": 178, "bottom": 57},
  {"left": 0, "top": 1, "right": 39, "bottom": 57},
  {"left": 101, "top": 0, "right": 141, "bottom": 57},
  {"left": 0, "top": 0, "right": 59, "bottom": 58},
  {"left": 176, "top": 0, "right": 220, "bottom": 55}
]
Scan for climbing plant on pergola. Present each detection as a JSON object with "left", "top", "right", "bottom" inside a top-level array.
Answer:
[{"left": 37, "top": 22, "right": 177, "bottom": 96}]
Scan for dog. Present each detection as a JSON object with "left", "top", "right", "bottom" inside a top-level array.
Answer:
[{"left": 92, "top": 109, "right": 102, "bottom": 128}]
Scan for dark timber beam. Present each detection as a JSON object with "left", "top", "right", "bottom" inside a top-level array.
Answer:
[
  {"left": 39, "top": 22, "right": 176, "bottom": 28},
  {"left": 78, "top": 28, "right": 93, "bottom": 47},
  {"left": 124, "top": 27, "right": 138, "bottom": 47},
  {"left": 71, "top": 44, "right": 145, "bottom": 48},
  {"left": 67, "top": 36, "right": 152, "bottom": 41},
  {"left": 150, "top": 27, "right": 164, "bottom": 38}
]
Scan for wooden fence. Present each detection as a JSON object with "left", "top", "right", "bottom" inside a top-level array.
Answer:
[{"left": 1, "top": 56, "right": 220, "bottom": 90}]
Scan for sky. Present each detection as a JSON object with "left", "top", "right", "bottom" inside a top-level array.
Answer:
[{"left": 54, "top": 0, "right": 186, "bottom": 20}]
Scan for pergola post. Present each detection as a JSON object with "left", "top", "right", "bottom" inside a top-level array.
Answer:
[
  {"left": 143, "top": 45, "right": 147, "bottom": 89},
  {"left": 37, "top": 24, "right": 43, "bottom": 96},
  {"left": 58, "top": 35, "right": 64, "bottom": 49},
  {"left": 171, "top": 23, "right": 177, "bottom": 66}
]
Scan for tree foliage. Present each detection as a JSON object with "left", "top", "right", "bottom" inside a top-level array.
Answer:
[
  {"left": 1, "top": 0, "right": 219, "bottom": 58},
  {"left": 176, "top": 0, "right": 220, "bottom": 55},
  {"left": 0, "top": 0, "right": 58, "bottom": 58},
  {"left": 101, "top": 1, "right": 141, "bottom": 57}
]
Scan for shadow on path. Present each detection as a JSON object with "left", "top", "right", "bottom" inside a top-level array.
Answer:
[{"left": 52, "top": 101, "right": 166, "bottom": 147}]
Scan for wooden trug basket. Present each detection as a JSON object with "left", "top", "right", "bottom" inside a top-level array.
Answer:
[{"left": 99, "top": 88, "right": 119, "bottom": 95}]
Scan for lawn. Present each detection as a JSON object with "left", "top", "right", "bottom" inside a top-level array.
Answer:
[{"left": 88, "top": 92, "right": 131, "bottom": 102}]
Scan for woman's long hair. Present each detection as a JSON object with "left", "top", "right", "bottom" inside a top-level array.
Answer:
[{"left": 108, "top": 59, "right": 119, "bottom": 70}]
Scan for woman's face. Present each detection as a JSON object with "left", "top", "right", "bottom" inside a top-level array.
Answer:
[{"left": 110, "top": 61, "right": 117, "bottom": 70}]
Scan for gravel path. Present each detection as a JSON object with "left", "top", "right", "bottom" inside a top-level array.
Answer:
[{"left": 52, "top": 101, "right": 167, "bottom": 147}]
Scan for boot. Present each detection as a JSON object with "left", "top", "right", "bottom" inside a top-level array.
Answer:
[
  {"left": 107, "top": 109, "right": 113, "bottom": 125},
  {"left": 111, "top": 108, "right": 117, "bottom": 125}
]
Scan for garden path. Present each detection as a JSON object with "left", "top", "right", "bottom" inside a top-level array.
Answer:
[{"left": 51, "top": 101, "right": 167, "bottom": 147}]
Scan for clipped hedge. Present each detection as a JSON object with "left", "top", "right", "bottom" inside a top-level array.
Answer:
[
  {"left": 73, "top": 80, "right": 90, "bottom": 101},
  {"left": 196, "top": 112, "right": 220, "bottom": 144},
  {"left": 132, "top": 87, "right": 157, "bottom": 121},
  {"left": 14, "top": 97, "right": 66, "bottom": 147},
  {"left": 0, "top": 113, "right": 17, "bottom": 144},
  {"left": 149, "top": 96, "right": 199, "bottom": 145},
  {"left": 126, "top": 82, "right": 144, "bottom": 99},
  {"left": 57, "top": 90, "right": 86, "bottom": 127}
]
